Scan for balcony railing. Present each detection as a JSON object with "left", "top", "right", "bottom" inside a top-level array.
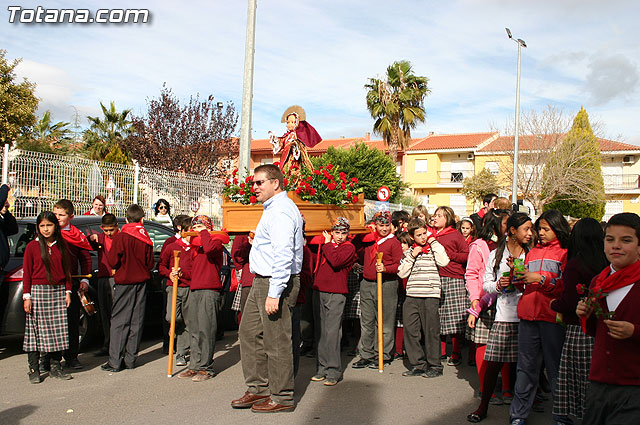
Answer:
[
  {"left": 604, "top": 174, "right": 640, "bottom": 191},
  {"left": 437, "top": 171, "right": 470, "bottom": 184}
]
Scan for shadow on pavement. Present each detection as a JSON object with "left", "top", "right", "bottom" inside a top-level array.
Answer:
[{"left": 0, "top": 404, "right": 38, "bottom": 425}]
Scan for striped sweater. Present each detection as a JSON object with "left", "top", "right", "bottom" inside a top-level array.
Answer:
[{"left": 397, "top": 239, "right": 449, "bottom": 298}]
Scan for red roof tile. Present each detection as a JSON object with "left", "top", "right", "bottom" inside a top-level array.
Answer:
[
  {"left": 406, "top": 132, "right": 498, "bottom": 151},
  {"left": 478, "top": 135, "right": 640, "bottom": 153}
]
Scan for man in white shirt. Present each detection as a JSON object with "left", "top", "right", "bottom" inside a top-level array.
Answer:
[{"left": 231, "top": 164, "right": 303, "bottom": 413}]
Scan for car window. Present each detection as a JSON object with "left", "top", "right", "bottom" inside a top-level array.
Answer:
[
  {"left": 8, "top": 223, "right": 36, "bottom": 257},
  {"left": 146, "top": 223, "right": 174, "bottom": 254}
]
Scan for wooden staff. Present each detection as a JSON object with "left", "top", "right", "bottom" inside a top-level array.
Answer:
[
  {"left": 167, "top": 250, "right": 181, "bottom": 377},
  {"left": 376, "top": 252, "right": 384, "bottom": 373}
]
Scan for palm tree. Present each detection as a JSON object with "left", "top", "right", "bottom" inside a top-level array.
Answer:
[
  {"left": 17, "top": 110, "right": 72, "bottom": 153},
  {"left": 83, "top": 101, "right": 134, "bottom": 161},
  {"left": 365, "top": 60, "right": 430, "bottom": 161}
]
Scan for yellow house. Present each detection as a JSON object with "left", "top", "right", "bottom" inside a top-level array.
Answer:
[
  {"left": 403, "top": 132, "right": 499, "bottom": 217},
  {"left": 474, "top": 135, "right": 640, "bottom": 220}
]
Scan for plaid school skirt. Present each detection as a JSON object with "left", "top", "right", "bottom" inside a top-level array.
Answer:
[
  {"left": 484, "top": 321, "right": 519, "bottom": 363},
  {"left": 553, "top": 324, "right": 594, "bottom": 419},
  {"left": 231, "top": 286, "right": 242, "bottom": 312},
  {"left": 465, "top": 308, "right": 495, "bottom": 345},
  {"left": 438, "top": 277, "right": 469, "bottom": 335},
  {"left": 23, "top": 285, "right": 69, "bottom": 353},
  {"left": 344, "top": 272, "right": 361, "bottom": 320}
]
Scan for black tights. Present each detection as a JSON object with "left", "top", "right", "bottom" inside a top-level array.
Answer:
[{"left": 475, "top": 361, "right": 507, "bottom": 415}]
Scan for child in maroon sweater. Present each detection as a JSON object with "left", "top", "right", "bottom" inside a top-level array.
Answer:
[
  {"left": 23, "top": 211, "right": 73, "bottom": 383},
  {"left": 102, "top": 205, "right": 154, "bottom": 372},
  {"left": 88, "top": 213, "right": 119, "bottom": 357},
  {"left": 577, "top": 213, "right": 640, "bottom": 424},
  {"left": 432, "top": 206, "right": 469, "bottom": 366},
  {"left": 311, "top": 217, "right": 356, "bottom": 385},
  {"left": 352, "top": 211, "right": 403, "bottom": 369},
  {"left": 178, "top": 215, "right": 229, "bottom": 382},
  {"left": 159, "top": 215, "right": 193, "bottom": 368},
  {"left": 53, "top": 199, "right": 92, "bottom": 370}
]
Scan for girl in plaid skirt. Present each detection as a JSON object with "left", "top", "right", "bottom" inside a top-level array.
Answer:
[
  {"left": 466, "top": 209, "right": 510, "bottom": 394},
  {"left": 550, "top": 218, "right": 607, "bottom": 421},
  {"left": 467, "top": 213, "right": 533, "bottom": 423},
  {"left": 432, "top": 206, "right": 470, "bottom": 366},
  {"left": 23, "top": 211, "right": 73, "bottom": 383}
]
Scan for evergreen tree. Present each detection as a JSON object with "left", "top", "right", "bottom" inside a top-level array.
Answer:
[
  {"left": 544, "top": 107, "right": 605, "bottom": 219},
  {"left": 0, "top": 50, "right": 39, "bottom": 146},
  {"left": 311, "top": 142, "right": 406, "bottom": 202}
]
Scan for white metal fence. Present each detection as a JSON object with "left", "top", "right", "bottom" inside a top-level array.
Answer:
[{"left": 3, "top": 149, "right": 225, "bottom": 226}]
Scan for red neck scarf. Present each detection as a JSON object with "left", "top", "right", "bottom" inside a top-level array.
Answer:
[
  {"left": 369, "top": 233, "right": 395, "bottom": 263},
  {"left": 62, "top": 225, "right": 92, "bottom": 250},
  {"left": 121, "top": 223, "right": 153, "bottom": 246},
  {"left": 104, "top": 229, "right": 119, "bottom": 252},
  {"left": 579, "top": 260, "right": 640, "bottom": 332},
  {"left": 411, "top": 242, "right": 431, "bottom": 255},
  {"left": 434, "top": 226, "right": 457, "bottom": 238}
]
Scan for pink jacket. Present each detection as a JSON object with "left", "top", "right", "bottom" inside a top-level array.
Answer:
[{"left": 465, "top": 239, "right": 491, "bottom": 303}]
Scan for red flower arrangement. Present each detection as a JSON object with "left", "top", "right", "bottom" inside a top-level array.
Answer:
[
  {"left": 576, "top": 284, "right": 615, "bottom": 319},
  {"left": 223, "top": 164, "right": 363, "bottom": 207}
]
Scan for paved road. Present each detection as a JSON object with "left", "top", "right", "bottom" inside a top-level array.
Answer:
[{"left": 0, "top": 333, "right": 555, "bottom": 425}]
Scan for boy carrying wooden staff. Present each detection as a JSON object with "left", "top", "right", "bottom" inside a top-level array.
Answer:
[{"left": 352, "top": 211, "right": 403, "bottom": 369}]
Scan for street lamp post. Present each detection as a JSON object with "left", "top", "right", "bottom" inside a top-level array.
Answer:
[{"left": 506, "top": 28, "right": 526, "bottom": 207}]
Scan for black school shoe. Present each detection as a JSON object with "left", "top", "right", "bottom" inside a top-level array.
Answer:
[
  {"left": 423, "top": 368, "right": 443, "bottom": 378},
  {"left": 402, "top": 368, "right": 427, "bottom": 377},
  {"left": 368, "top": 358, "right": 393, "bottom": 369},
  {"left": 351, "top": 358, "right": 373, "bottom": 369},
  {"left": 100, "top": 362, "right": 122, "bottom": 373}
]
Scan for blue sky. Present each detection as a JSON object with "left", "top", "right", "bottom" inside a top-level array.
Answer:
[{"left": 3, "top": 0, "right": 639, "bottom": 144}]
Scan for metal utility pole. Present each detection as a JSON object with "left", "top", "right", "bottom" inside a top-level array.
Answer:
[
  {"left": 238, "top": 0, "right": 257, "bottom": 177},
  {"left": 506, "top": 28, "right": 526, "bottom": 206}
]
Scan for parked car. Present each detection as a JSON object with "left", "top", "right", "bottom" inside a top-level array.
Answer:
[{"left": 0, "top": 216, "right": 175, "bottom": 348}]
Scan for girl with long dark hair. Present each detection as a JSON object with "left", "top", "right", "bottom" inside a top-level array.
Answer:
[
  {"left": 467, "top": 213, "right": 533, "bottom": 422},
  {"left": 22, "top": 211, "right": 73, "bottom": 383},
  {"left": 550, "top": 218, "right": 608, "bottom": 421},
  {"left": 509, "top": 209, "right": 571, "bottom": 425},
  {"left": 465, "top": 209, "right": 510, "bottom": 395}
]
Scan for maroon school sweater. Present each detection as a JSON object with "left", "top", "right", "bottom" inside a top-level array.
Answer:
[
  {"left": 362, "top": 236, "right": 403, "bottom": 282},
  {"left": 231, "top": 235, "right": 255, "bottom": 288},
  {"left": 159, "top": 240, "right": 192, "bottom": 288},
  {"left": 189, "top": 230, "right": 223, "bottom": 291},
  {"left": 22, "top": 240, "right": 72, "bottom": 294},
  {"left": 108, "top": 232, "right": 154, "bottom": 285},
  {"left": 585, "top": 277, "right": 640, "bottom": 386},
  {"left": 89, "top": 232, "right": 116, "bottom": 278},
  {"left": 313, "top": 241, "right": 356, "bottom": 294},
  {"left": 436, "top": 231, "right": 469, "bottom": 279},
  {"left": 64, "top": 237, "right": 92, "bottom": 276}
]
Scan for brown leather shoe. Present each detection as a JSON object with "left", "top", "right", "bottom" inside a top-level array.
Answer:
[
  {"left": 231, "top": 391, "right": 270, "bottom": 409},
  {"left": 192, "top": 370, "right": 214, "bottom": 382},
  {"left": 178, "top": 369, "right": 198, "bottom": 379},
  {"left": 251, "top": 398, "right": 294, "bottom": 413}
]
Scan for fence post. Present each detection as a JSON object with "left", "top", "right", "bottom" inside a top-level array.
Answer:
[
  {"left": 1, "top": 143, "right": 9, "bottom": 185},
  {"left": 133, "top": 160, "right": 140, "bottom": 204}
]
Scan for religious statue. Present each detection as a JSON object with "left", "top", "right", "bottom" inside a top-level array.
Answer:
[{"left": 269, "top": 105, "right": 322, "bottom": 176}]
